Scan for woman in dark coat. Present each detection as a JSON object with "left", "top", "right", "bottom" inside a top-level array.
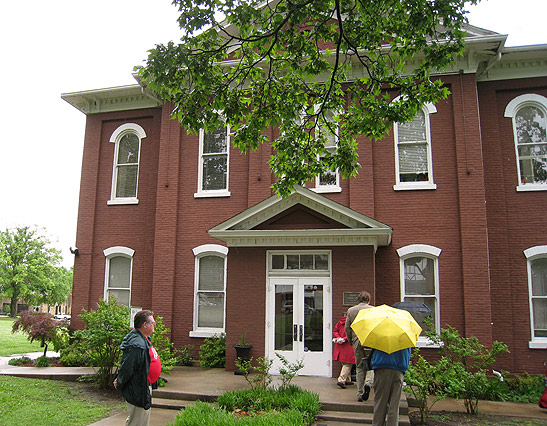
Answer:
[{"left": 333, "top": 313, "right": 356, "bottom": 388}]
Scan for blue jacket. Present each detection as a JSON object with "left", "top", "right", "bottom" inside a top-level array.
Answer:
[{"left": 371, "top": 348, "right": 411, "bottom": 373}]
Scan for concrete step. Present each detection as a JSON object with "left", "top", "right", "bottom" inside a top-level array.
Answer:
[
  {"left": 152, "top": 390, "right": 409, "bottom": 425},
  {"left": 314, "top": 413, "right": 410, "bottom": 425}
]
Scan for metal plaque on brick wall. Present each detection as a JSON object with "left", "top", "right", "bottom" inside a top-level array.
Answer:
[{"left": 343, "top": 292, "right": 360, "bottom": 306}]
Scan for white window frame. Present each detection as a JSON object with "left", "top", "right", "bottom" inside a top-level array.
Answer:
[
  {"left": 393, "top": 102, "right": 437, "bottom": 191},
  {"left": 313, "top": 108, "right": 342, "bottom": 193},
  {"left": 190, "top": 244, "right": 229, "bottom": 338},
  {"left": 103, "top": 246, "right": 134, "bottom": 307},
  {"left": 504, "top": 94, "right": 547, "bottom": 192},
  {"left": 108, "top": 123, "right": 146, "bottom": 205},
  {"left": 397, "top": 244, "right": 441, "bottom": 347},
  {"left": 194, "top": 121, "right": 231, "bottom": 198},
  {"left": 524, "top": 245, "right": 547, "bottom": 349}
]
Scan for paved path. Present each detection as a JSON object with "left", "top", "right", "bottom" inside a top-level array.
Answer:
[{"left": 1, "top": 355, "right": 547, "bottom": 425}]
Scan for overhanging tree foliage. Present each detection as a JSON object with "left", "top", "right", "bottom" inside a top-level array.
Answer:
[
  {"left": 0, "top": 226, "right": 63, "bottom": 317},
  {"left": 138, "top": 0, "right": 477, "bottom": 196}
]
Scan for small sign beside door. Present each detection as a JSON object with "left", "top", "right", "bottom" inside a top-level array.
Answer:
[{"left": 343, "top": 292, "right": 360, "bottom": 306}]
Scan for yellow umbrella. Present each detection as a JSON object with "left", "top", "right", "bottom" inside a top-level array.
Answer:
[{"left": 350, "top": 304, "right": 422, "bottom": 354}]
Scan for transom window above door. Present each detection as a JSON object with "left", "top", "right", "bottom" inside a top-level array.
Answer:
[{"left": 269, "top": 251, "right": 330, "bottom": 274}]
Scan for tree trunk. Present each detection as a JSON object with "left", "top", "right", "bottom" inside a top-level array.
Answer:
[{"left": 10, "top": 296, "right": 17, "bottom": 318}]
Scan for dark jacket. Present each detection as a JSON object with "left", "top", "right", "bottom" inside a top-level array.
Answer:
[{"left": 117, "top": 328, "right": 152, "bottom": 409}]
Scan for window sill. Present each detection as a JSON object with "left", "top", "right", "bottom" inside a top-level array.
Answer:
[
  {"left": 516, "top": 185, "right": 547, "bottom": 192},
  {"left": 194, "top": 191, "right": 231, "bottom": 198},
  {"left": 529, "top": 340, "right": 547, "bottom": 349},
  {"left": 393, "top": 183, "right": 437, "bottom": 191},
  {"left": 107, "top": 198, "right": 139, "bottom": 205},
  {"left": 415, "top": 338, "right": 440, "bottom": 349},
  {"left": 311, "top": 186, "right": 342, "bottom": 194},
  {"left": 189, "top": 330, "right": 225, "bottom": 338}
]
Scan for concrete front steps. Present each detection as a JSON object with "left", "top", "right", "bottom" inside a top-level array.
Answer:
[{"left": 152, "top": 389, "right": 410, "bottom": 425}]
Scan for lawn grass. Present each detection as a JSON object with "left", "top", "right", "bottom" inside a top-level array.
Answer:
[
  {"left": 0, "top": 317, "right": 42, "bottom": 356},
  {"left": 0, "top": 376, "right": 124, "bottom": 426}
]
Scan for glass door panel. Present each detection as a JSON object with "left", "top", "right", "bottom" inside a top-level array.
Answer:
[
  {"left": 303, "top": 284, "right": 323, "bottom": 352},
  {"left": 275, "top": 284, "right": 294, "bottom": 351}
]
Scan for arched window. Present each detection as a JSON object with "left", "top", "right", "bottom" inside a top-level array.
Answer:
[
  {"left": 108, "top": 123, "right": 146, "bottom": 205},
  {"left": 190, "top": 244, "right": 228, "bottom": 337},
  {"left": 524, "top": 246, "right": 547, "bottom": 348},
  {"left": 393, "top": 103, "right": 437, "bottom": 191},
  {"left": 103, "top": 246, "right": 134, "bottom": 306},
  {"left": 505, "top": 94, "right": 547, "bottom": 191},
  {"left": 397, "top": 244, "right": 441, "bottom": 345}
]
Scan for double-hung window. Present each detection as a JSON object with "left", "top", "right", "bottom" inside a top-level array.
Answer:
[
  {"left": 195, "top": 122, "right": 230, "bottom": 197},
  {"left": 103, "top": 246, "right": 134, "bottom": 307},
  {"left": 397, "top": 244, "right": 441, "bottom": 345},
  {"left": 108, "top": 123, "right": 146, "bottom": 205},
  {"left": 314, "top": 109, "right": 341, "bottom": 193},
  {"left": 190, "top": 244, "right": 228, "bottom": 338},
  {"left": 505, "top": 94, "right": 547, "bottom": 191},
  {"left": 393, "top": 103, "right": 437, "bottom": 191},
  {"left": 524, "top": 246, "right": 547, "bottom": 348}
]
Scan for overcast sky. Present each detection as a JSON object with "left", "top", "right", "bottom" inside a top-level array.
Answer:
[{"left": 0, "top": 0, "right": 545, "bottom": 268}]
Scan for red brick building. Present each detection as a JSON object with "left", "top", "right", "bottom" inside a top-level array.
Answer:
[{"left": 63, "top": 25, "right": 547, "bottom": 376}]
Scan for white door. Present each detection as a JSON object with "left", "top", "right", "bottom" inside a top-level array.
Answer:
[{"left": 266, "top": 277, "right": 331, "bottom": 376}]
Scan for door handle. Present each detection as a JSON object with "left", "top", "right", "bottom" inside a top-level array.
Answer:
[
  {"left": 299, "top": 325, "right": 303, "bottom": 342},
  {"left": 293, "top": 324, "right": 298, "bottom": 341}
]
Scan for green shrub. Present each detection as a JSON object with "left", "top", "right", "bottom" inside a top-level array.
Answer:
[
  {"left": 150, "top": 316, "right": 178, "bottom": 375},
  {"left": 199, "top": 333, "right": 226, "bottom": 368},
  {"left": 425, "top": 322, "right": 509, "bottom": 415},
  {"left": 35, "top": 355, "right": 50, "bottom": 367},
  {"left": 59, "top": 340, "right": 98, "bottom": 367},
  {"left": 235, "top": 357, "right": 273, "bottom": 390},
  {"left": 74, "top": 298, "right": 130, "bottom": 389},
  {"left": 217, "top": 385, "right": 321, "bottom": 424},
  {"left": 505, "top": 372, "right": 544, "bottom": 402},
  {"left": 170, "top": 400, "right": 309, "bottom": 426},
  {"left": 8, "top": 356, "right": 32, "bottom": 366},
  {"left": 175, "top": 344, "right": 195, "bottom": 366}
]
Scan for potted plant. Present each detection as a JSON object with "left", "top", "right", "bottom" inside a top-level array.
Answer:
[{"left": 233, "top": 331, "right": 253, "bottom": 375}]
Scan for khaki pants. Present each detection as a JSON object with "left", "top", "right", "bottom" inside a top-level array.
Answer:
[
  {"left": 372, "top": 368, "right": 404, "bottom": 426},
  {"left": 353, "top": 344, "right": 374, "bottom": 399},
  {"left": 338, "top": 363, "right": 353, "bottom": 383},
  {"left": 125, "top": 402, "right": 150, "bottom": 426}
]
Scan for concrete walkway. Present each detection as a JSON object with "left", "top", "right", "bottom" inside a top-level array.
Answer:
[{"left": 1, "top": 353, "right": 546, "bottom": 425}]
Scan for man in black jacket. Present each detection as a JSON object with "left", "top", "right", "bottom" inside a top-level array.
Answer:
[{"left": 114, "top": 310, "right": 157, "bottom": 426}]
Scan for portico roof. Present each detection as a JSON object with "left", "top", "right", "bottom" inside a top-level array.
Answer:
[{"left": 208, "top": 186, "right": 392, "bottom": 250}]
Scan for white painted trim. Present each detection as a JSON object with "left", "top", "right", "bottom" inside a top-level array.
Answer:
[
  {"left": 529, "top": 340, "right": 547, "bottom": 349},
  {"left": 196, "top": 123, "right": 230, "bottom": 197},
  {"left": 193, "top": 244, "right": 229, "bottom": 257},
  {"left": 398, "top": 244, "right": 441, "bottom": 339},
  {"left": 109, "top": 123, "right": 147, "bottom": 143},
  {"left": 104, "top": 246, "right": 135, "bottom": 257},
  {"left": 504, "top": 94, "right": 547, "bottom": 118},
  {"left": 504, "top": 94, "right": 547, "bottom": 191},
  {"left": 525, "top": 245, "right": 547, "bottom": 343},
  {"left": 109, "top": 123, "right": 145, "bottom": 204},
  {"left": 524, "top": 246, "right": 547, "bottom": 259},
  {"left": 103, "top": 246, "right": 134, "bottom": 306},
  {"left": 393, "top": 105, "right": 437, "bottom": 190},
  {"left": 397, "top": 244, "right": 442, "bottom": 258},
  {"left": 191, "top": 244, "right": 227, "bottom": 336}
]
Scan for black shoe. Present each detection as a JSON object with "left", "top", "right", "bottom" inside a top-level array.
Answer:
[
  {"left": 345, "top": 381, "right": 354, "bottom": 385},
  {"left": 337, "top": 381, "right": 347, "bottom": 389},
  {"left": 357, "top": 396, "right": 364, "bottom": 402},
  {"left": 363, "top": 384, "right": 371, "bottom": 401}
]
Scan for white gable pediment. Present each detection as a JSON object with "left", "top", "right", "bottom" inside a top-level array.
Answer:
[{"left": 209, "top": 186, "right": 392, "bottom": 249}]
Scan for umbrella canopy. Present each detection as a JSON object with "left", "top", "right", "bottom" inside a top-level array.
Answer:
[{"left": 350, "top": 304, "right": 422, "bottom": 354}]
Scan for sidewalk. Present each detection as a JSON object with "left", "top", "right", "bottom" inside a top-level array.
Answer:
[{"left": 1, "top": 354, "right": 546, "bottom": 425}]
